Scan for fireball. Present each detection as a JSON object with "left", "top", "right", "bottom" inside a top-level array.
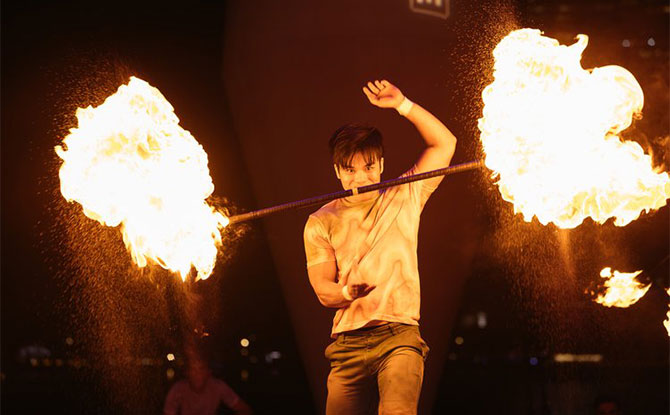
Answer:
[
  {"left": 593, "top": 267, "right": 650, "bottom": 308},
  {"left": 56, "top": 77, "right": 228, "bottom": 281},
  {"left": 479, "top": 29, "right": 670, "bottom": 228}
]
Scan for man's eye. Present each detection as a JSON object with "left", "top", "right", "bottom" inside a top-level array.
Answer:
[
  {"left": 346, "top": 169, "right": 354, "bottom": 173},
  {"left": 366, "top": 166, "right": 374, "bottom": 170}
]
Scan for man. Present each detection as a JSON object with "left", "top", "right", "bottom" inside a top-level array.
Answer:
[
  {"left": 164, "top": 358, "right": 253, "bottom": 415},
  {"left": 303, "top": 79, "right": 457, "bottom": 414}
]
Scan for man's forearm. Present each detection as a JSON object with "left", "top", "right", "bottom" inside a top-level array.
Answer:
[{"left": 315, "top": 281, "right": 352, "bottom": 308}]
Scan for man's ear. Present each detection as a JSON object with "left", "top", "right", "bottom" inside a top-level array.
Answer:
[
  {"left": 379, "top": 157, "right": 384, "bottom": 175},
  {"left": 333, "top": 164, "right": 341, "bottom": 180}
]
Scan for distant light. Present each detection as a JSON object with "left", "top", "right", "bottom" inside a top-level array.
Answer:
[
  {"left": 529, "top": 357, "right": 539, "bottom": 366},
  {"left": 240, "top": 338, "right": 250, "bottom": 348},
  {"left": 454, "top": 336, "right": 464, "bottom": 345},
  {"left": 476, "top": 312, "right": 487, "bottom": 329},
  {"left": 166, "top": 353, "right": 175, "bottom": 361},
  {"left": 166, "top": 368, "right": 175, "bottom": 380},
  {"left": 622, "top": 39, "right": 631, "bottom": 48},
  {"left": 647, "top": 38, "right": 656, "bottom": 47},
  {"left": 241, "top": 369, "right": 249, "bottom": 381},
  {"left": 240, "top": 348, "right": 249, "bottom": 357},
  {"left": 29, "top": 358, "right": 38, "bottom": 367},
  {"left": 43, "top": 358, "right": 52, "bottom": 367},
  {"left": 55, "top": 359, "right": 64, "bottom": 367},
  {"left": 265, "top": 351, "right": 282, "bottom": 363},
  {"left": 554, "top": 353, "right": 603, "bottom": 363},
  {"left": 65, "top": 337, "right": 74, "bottom": 346}
]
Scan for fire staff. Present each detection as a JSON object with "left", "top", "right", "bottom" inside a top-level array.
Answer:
[{"left": 303, "top": 79, "right": 457, "bottom": 414}]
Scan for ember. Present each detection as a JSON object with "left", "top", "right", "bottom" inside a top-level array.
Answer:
[{"left": 593, "top": 267, "right": 649, "bottom": 308}]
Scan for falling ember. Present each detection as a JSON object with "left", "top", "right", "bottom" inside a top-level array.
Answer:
[
  {"left": 56, "top": 77, "right": 229, "bottom": 281},
  {"left": 479, "top": 29, "right": 670, "bottom": 228},
  {"left": 593, "top": 267, "right": 649, "bottom": 308}
]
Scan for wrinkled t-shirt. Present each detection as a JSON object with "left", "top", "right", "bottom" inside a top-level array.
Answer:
[{"left": 304, "top": 167, "right": 440, "bottom": 337}]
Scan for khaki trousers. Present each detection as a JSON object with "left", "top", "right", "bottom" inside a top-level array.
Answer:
[{"left": 324, "top": 323, "right": 430, "bottom": 415}]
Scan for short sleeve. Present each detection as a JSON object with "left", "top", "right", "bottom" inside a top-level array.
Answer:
[
  {"left": 216, "top": 380, "right": 241, "bottom": 409},
  {"left": 304, "top": 215, "right": 336, "bottom": 268},
  {"left": 405, "top": 165, "right": 442, "bottom": 210}
]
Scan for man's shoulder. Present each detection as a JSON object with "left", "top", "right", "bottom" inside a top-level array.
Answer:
[
  {"left": 308, "top": 200, "right": 340, "bottom": 221},
  {"left": 208, "top": 378, "right": 240, "bottom": 401}
]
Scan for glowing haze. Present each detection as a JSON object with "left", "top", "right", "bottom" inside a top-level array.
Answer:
[
  {"left": 56, "top": 77, "right": 229, "bottom": 281},
  {"left": 593, "top": 267, "right": 649, "bottom": 308},
  {"left": 479, "top": 29, "right": 670, "bottom": 228}
]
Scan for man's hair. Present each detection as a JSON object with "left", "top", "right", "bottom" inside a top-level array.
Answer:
[{"left": 328, "top": 123, "right": 383, "bottom": 168}]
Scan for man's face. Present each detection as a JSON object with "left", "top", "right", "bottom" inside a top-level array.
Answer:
[{"left": 334, "top": 153, "right": 384, "bottom": 192}]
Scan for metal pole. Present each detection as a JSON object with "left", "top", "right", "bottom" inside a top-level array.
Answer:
[{"left": 228, "top": 160, "right": 485, "bottom": 225}]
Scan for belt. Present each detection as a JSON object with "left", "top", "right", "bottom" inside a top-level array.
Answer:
[{"left": 340, "top": 322, "right": 406, "bottom": 337}]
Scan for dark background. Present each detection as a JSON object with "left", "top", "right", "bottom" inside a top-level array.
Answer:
[{"left": 2, "top": 0, "right": 668, "bottom": 414}]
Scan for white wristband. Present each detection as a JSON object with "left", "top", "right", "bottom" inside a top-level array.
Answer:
[
  {"left": 395, "top": 97, "right": 414, "bottom": 117},
  {"left": 342, "top": 285, "right": 354, "bottom": 301}
]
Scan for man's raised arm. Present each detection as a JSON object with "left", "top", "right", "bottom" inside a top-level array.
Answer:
[{"left": 363, "top": 79, "right": 457, "bottom": 188}]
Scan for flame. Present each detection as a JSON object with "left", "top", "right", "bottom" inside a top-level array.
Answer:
[
  {"left": 479, "top": 29, "right": 670, "bottom": 228},
  {"left": 665, "top": 289, "right": 670, "bottom": 336},
  {"left": 593, "top": 267, "right": 649, "bottom": 308},
  {"left": 56, "top": 77, "right": 229, "bottom": 281}
]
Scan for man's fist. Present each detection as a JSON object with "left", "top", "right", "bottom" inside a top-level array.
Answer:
[
  {"left": 347, "top": 283, "right": 376, "bottom": 300},
  {"left": 362, "top": 80, "right": 404, "bottom": 109}
]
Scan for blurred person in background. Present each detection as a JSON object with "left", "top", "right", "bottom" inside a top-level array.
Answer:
[{"left": 164, "top": 358, "right": 252, "bottom": 415}]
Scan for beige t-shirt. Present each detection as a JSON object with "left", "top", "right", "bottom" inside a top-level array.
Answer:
[{"left": 304, "top": 167, "right": 441, "bottom": 337}]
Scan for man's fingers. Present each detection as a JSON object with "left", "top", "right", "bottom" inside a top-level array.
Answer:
[
  {"left": 362, "top": 86, "right": 376, "bottom": 101},
  {"left": 381, "top": 80, "right": 390, "bottom": 88},
  {"left": 349, "top": 282, "right": 377, "bottom": 298},
  {"left": 374, "top": 80, "right": 384, "bottom": 91},
  {"left": 367, "top": 81, "right": 380, "bottom": 95},
  {"left": 362, "top": 285, "right": 376, "bottom": 297},
  {"left": 348, "top": 283, "right": 377, "bottom": 299}
]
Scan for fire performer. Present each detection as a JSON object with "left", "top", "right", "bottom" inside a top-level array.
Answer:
[{"left": 304, "top": 79, "right": 457, "bottom": 414}]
